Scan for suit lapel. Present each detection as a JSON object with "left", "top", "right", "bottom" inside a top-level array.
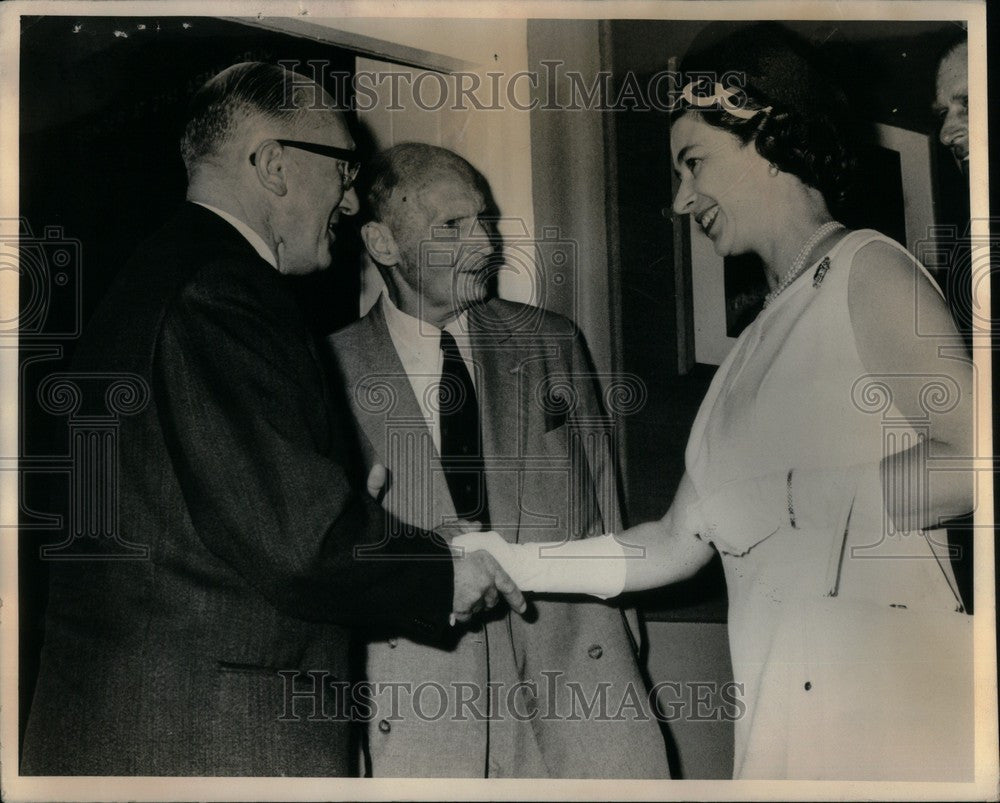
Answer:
[
  {"left": 348, "top": 304, "right": 458, "bottom": 528},
  {"left": 349, "top": 300, "right": 528, "bottom": 539}
]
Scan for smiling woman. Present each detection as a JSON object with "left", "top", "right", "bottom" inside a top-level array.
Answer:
[
  {"left": 645, "top": 23, "right": 973, "bottom": 780},
  {"left": 670, "top": 113, "right": 777, "bottom": 263},
  {"left": 456, "top": 21, "right": 976, "bottom": 782}
]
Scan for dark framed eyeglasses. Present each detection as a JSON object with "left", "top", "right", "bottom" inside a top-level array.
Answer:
[{"left": 250, "top": 139, "right": 361, "bottom": 189}]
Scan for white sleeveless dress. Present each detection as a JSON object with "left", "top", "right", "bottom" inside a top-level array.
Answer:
[{"left": 684, "top": 229, "right": 974, "bottom": 780}]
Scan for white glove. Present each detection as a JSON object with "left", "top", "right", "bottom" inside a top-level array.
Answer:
[{"left": 452, "top": 532, "right": 627, "bottom": 600}]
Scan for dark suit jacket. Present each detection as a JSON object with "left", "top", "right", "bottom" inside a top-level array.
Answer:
[{"left": 20, "top": 203, "right": 454, "bottom": 776}]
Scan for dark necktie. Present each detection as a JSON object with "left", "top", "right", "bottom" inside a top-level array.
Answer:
[{"left": 438, "top": 329, "right": 489, "bottom": 527}]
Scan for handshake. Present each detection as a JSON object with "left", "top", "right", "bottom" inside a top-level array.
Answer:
[
  {"left": 447, "top": 526, "right": 527, "bottom": 625},
  {"left": 365, "top": 463, "right": 526, "bottom": 627},
  {"left": 367, "top": 465, "right": 627, "bottom": 627},
  {"left": 445, "top": 526, "right": 630, "bottom": 623}
]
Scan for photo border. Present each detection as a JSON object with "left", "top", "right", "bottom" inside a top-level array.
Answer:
[{"left": 1, "top": 2, "right": 994, "bottom": 801}]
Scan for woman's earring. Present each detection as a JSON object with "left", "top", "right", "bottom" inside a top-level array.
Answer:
[{"left": 768, "top": 163, "right": 779, "bottom": 177}]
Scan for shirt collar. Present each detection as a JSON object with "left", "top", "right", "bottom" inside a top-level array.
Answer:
[
  {"left": 380, "top": 292, "right": 471, "bottom": 367},
  {"left": 193, "top": 202, "right": 278, "bottom": 269},
  {"left": 381, "top": 292, "right": 469, "bottom": 343}
]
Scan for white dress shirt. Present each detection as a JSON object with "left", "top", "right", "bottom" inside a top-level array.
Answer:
[
  {"left": 193, "top": 201, "right": 278, "bottom": 269},
  {"left": 380, "top": 292, "right": 476, "bottom": 454}
]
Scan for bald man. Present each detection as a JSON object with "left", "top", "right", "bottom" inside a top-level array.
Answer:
[
  {"left": 934, "top": 33, "right": 969, "bottom": 171},
  {"left": 327, "top": 144, "right": 669, "bottom": 778},
  {"left": 931, "top": 30, "right": 973, "bottom": 345},
  {"left": 20, "top": 64, "right": 522, "bottom": 777}
]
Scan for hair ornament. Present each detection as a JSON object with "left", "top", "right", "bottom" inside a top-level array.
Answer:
[{"left": 680, "top": 80, "right": 772, "bottom": 120}]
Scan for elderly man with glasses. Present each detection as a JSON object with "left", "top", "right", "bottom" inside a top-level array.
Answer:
[{"left": 21, "top": 62, "right": 523, "bottom": 778}]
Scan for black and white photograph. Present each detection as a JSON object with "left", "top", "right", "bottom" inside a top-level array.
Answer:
[{"left": 1, "top": 1, "right": 996, "bottom": 800}]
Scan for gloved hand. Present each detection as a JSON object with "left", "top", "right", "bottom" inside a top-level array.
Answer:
[{"left": 452, "top": 531, "right": 627, "bottom": 599}]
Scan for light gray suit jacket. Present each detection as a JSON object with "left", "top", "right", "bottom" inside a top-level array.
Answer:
[{"left": 326, "top": 297, "right": 669, "bottom": 778}]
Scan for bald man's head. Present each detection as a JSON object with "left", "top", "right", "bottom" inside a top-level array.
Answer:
[
  {"left": 934, "top": 34, "right": 969, "bottom": 164},
  {"left": 361, "top": 144, "right": 493, "bottom": 325},
  {"left": 180, "top": 61, "right": 346, "bottom": 179},
  {"left": 180, "top": 62, "right": 360, "bottom": 275}
]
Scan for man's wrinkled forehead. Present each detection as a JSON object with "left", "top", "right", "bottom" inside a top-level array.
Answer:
[{"left": 389, "top": 166, "right": 483, "bottom": 225}]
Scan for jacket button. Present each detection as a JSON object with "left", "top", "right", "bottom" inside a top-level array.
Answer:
[
  {"left": 378, "top": 719, "right": 392, "bottom": 733},
  {"left": 587, "top": 644, "right": 603, "bottom": 659},
  {"left": 804, "top": 681, "right": 812, "bottom": 691},
  {"left": 388, "top": 638, "right": 398, "bottom": 649}
]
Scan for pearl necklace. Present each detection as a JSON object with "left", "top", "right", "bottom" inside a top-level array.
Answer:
[{"left": 763, "top": 221, "right": 843, "bottom": 308}]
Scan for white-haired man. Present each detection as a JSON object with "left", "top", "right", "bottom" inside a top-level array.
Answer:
[{"left": 328, "top": 143, "right": 669, "bottom": 778}]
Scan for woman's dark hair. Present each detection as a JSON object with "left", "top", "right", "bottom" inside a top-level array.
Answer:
[{"left": 674, "top": 22, "right": 858, "bottom": 212}]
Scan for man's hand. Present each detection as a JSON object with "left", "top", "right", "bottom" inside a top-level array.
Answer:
[
  {"left": 451, "top": 549, "right": 527, "bottom": 625},
  {"left": 366, "top": 463, "right": 389, "bottom": 503},
  {"left": 435, "top": 518, "right": 481, "bottom": 541}
]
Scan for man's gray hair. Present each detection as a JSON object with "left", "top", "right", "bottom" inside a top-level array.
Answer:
[{"left": 179, "top": 62, "right": 328, "bottom": 177}]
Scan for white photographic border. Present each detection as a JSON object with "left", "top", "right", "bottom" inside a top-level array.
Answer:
[{"left": 1, "top": 2, "right": 994, "bottom": 801}]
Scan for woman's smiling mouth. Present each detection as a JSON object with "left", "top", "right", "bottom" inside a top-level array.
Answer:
[{"left": 696, "top": 205, "right": 720, "bottom": 235}]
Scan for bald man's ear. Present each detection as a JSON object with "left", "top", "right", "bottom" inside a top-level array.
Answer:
[
  {"left": 361, "top": 221, "right": 400, "bottom": 266},
  {"left": 251, "top": 140, "right": 288, "bottom": 197}
]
